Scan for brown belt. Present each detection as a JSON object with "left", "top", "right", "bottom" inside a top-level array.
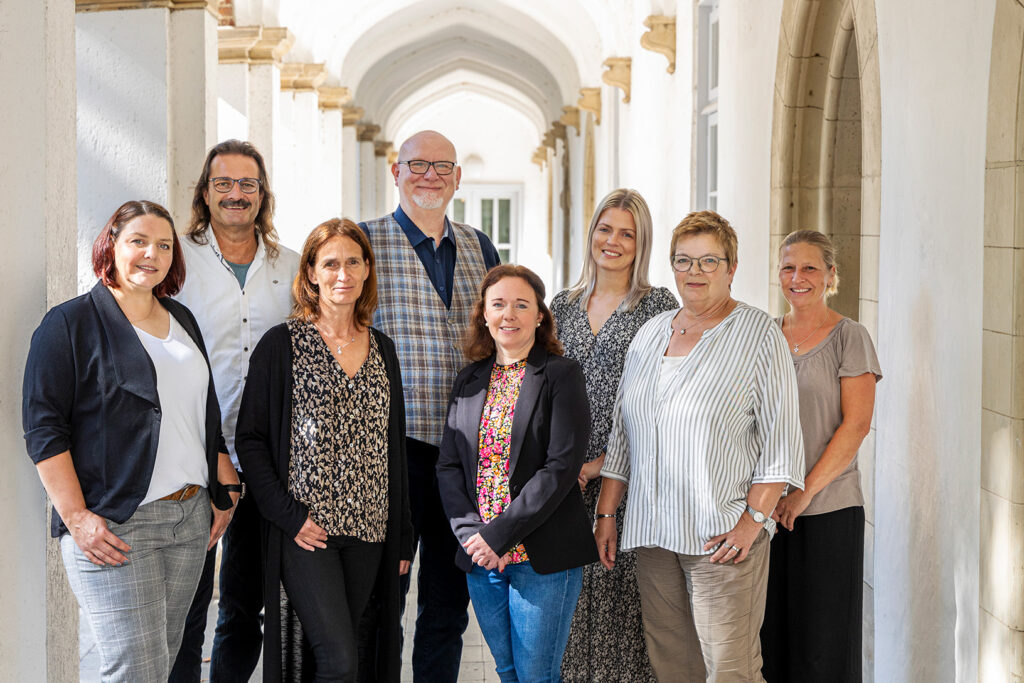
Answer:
[{"left": 158, "top": 484, "right": 202, "bottom": 502}]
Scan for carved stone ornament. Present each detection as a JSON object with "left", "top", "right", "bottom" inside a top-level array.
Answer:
[
  {"left": 602, "top": 57, "right": 632, "bottom": 103},
  {"left": 641, "top": 15, "right": 676, "bottom": 74},
  {"left": 342, "top": 106, "right": 364, "bottom": 126},
  {"left": 249, "top": 27, "right": 294, "bottom": 65},
  {"left": 532, "top": 147, "right": 547, "bottom": 169},
  {"left": 357, "top": 124, "right": 381, "bottom": 142},
  {"left": 559, "top": 106, "right": 580, "bottom": 135},
  {"left": 578, "top": 88, "right": 601, "bottom": 126},
  {"left": 76, "top": 0, "right": 217, "bottom": 16},
  {"left": 318, "top": 87, "right": 352, "bottom": 110},
  {"left": 280, "top": 63, "right": 327, "bottom": 92},
  {"left": 374, "top": 141, "right": 394, "bottom": 158},
  {"left": 218, "top": 26, "right": 261, "bottom": 64}
]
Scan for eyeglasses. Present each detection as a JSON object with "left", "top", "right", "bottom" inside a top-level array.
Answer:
[
  {"left": 397, "top": 160, "right": 456, "bottom": 175},
  {"left": 672, "top": 254, "right": 729, "bottom": 273},
  {"left": 210, "top": 177, "right": 261, "bottom": 194}
]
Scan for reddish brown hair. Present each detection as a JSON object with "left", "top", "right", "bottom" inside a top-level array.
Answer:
[
  {"left": 292, "top": 218, "right": 377, "bottom": 327},
  {"left": 91, "top": 200, "right": 185, "bottom": 298},
  {"left": 463, "top": 264, "right": 563, "bottom": 361}
]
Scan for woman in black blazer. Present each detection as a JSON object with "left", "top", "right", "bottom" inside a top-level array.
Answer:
[
  {"left": 437, "top": 264, "right": 598, "bottom": 683},
  {"left": 22, "top": 201, "right": 240, "bottom": 683}
]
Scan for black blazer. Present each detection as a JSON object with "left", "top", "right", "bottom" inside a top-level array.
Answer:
[
  {"left": 437, "top": 345, "right": 599, "bottom": 574},
  {"left": 235, "top": 323, "right": 413, "bottom": 682},
  {"left": 23, "top": 282, "right": 232, "bottom": 537}
]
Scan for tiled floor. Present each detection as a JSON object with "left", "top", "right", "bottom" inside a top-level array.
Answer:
[{"left": 79, "top": 556, "right": 496, "bottom": 682}]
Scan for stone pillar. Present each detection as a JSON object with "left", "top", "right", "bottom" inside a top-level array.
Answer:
[
  {"left": 341, "top": 105, "right": 362, "bottom": 219},
  {"left": 357, "top": 124, "right": 380, "bottom": 220},
  {"left": 374, "top": 140, "right": 394, "bottom": 217},
  {"left": 0, "top": 1, "right": 78, "bottom": 681},
  {"left": 277, "top": 63, "right": 326, "bottom": 248},
  {"left": 76, "top": 0, "right": 218, "bottom": 288},
  {"left": 247, "top": 27, "right": 293, "bottom": 181},
  {"left": 318, "top": 87, "right": 351, "bottom": 221}
]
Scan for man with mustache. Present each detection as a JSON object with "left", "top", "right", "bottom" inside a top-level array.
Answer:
[
  {"left": 359, "top": 130, "right": 499, "bottom": 682},
  {"left": 170, "top": 140, "right": 299, "bottom": 683}
]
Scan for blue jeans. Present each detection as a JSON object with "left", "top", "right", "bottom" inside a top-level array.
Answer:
[{"left": 467, "top": 562, "right": 582, "bottom": 683}]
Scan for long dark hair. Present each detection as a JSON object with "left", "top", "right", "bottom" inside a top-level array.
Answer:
[{"left": 463, "top": 264, "right": 563, "bottom": 361}]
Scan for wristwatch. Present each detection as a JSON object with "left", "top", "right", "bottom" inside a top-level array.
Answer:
[
  {"left": 222, "top": 482, "right": 245, "bottom": 500},
  {"left": 745, "top": 504, "right": 767, "bottom": 524}
]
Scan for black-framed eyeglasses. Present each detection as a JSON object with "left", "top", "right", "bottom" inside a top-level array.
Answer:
[
  {"left": 672, "top": 254, "right": 729, "bottom": 273},
  {"left": 397, "top": 160, "right": 456, "bottom": 175},
  {"left": 210, "top": 177, "right": 261, "bottom": 194}
]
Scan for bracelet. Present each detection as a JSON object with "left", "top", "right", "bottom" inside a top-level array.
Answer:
[{"left": 596, "top": 513, "right": 616, "bottom": 519}]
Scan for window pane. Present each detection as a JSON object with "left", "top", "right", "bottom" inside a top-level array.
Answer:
[
  {"left": 710, "top": 19, "right": 719, "bottom": 91},
  {"left": 499, "top": 248, "right": 511, "bottom": 263},
  {"left": 453, "top": 198, "right": 465, "bottom": 223},
  {"left": 498, "top": 199, "right": 511, "bottom": 243},
  {"left": 709, "top": 123, "right": 718, "bottom": 193},
  {"left": 481, "top": 199, "right": 493, "bottom": 238}
]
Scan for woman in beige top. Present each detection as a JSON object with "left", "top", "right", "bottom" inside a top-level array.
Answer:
[{"left": 760, "top": 230, "right": 882, "bottom": 683}]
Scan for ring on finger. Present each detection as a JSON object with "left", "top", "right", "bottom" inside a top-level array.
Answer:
[{"left": 729, "top": 545, "right": 740, "bottom": 552}]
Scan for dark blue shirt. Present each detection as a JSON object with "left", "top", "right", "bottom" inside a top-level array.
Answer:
[{"left": 361, "top": 205, "right": 500, "bottom": 308}]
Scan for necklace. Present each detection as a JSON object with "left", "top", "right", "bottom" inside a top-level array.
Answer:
[
  {"left": 316, "top": 322, "right": 356, "bottom": 354},
  {"left": 334, "top": 336, "right": 356, "bottom": 354},
  {"left": 676, "top": 298, "right": 732, "bottom": 336},
  {"left": 786, "top": 311, "right": 829, "bottom": 353}
]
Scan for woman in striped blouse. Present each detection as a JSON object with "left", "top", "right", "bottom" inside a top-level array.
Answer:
[{"left": 594, "top": 210, "right": 805, "bottom": 682}]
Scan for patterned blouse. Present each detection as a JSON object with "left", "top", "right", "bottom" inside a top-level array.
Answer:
[
  {"left": 476, "top": 359, "right": 529, "bottom": 564},
  {"left": 287, "top": 319, "right": 389, "bottom": 542}
]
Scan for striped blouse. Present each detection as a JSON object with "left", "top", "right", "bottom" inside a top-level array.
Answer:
[{"left": 601, "top": 302, "right": 804, "bottom": 556}]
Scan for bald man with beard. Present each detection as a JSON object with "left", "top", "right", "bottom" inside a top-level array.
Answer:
[{"left": 358, "top": 131, "right": 499, "bottom": 682}]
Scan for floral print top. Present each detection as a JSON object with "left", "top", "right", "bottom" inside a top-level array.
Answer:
[{"left": 476, "top": 359, "right": 529, "bottom": 564}]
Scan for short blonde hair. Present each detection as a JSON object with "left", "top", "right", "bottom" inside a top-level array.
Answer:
[
  {"left": 670, "top": 210, "right": 738, "bottom": 265},
  {"left": 780, "top": 229, "right": 840, "bottom": 297}
]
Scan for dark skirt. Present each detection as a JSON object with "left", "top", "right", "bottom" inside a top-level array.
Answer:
[{"left": 760, "top": 505, "right": 865, "bottom": 683}]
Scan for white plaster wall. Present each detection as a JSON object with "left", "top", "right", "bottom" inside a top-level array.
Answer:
[
  {"left": 319, "top": 108, "right": 343, "bottom": 221},
  {"left": 716, "top": 0, "right": 782, "bottom": 311},
  {"left": 359, "top": 139, "right": 378, "bottom": 223},
  {"left": 76, "top": 9, "right": 171, "bottom": 292},
  {"left": 249, "top": 63, "right": 282, "bottom": 182},
  {"left": 0, "top": 1, "right": 78, "bottom": 680},
  {"left": 341, "top": 124, "right": 360, "bottom": 219},
  {"left": 873, "top": 2, "right": 994, "bottom": 680},
  {"left": 219, "top": 63, "right": 250, "bottom": 141}
]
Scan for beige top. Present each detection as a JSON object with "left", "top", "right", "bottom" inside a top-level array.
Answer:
[{"left": 778, "top": 316, "right": 882, "bottom": 516}]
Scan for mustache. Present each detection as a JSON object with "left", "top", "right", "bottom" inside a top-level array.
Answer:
[{"left": 219, "top": 199, "right": 252, "bottom": 209}]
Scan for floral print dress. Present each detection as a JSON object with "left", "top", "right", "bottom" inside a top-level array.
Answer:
[
  {"left": 552, "top": 286, "right": 678, "bottom": 682},
  {"left": 476, "top": 359, "right": 529, "bottom": 564}
]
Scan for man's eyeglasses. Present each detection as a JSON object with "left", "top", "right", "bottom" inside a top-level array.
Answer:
[
  {"left": 397, "top": 160, "right": 456, "bottom": 176},
  {"left": 672, "top": 254, "right": 730, "bottom": 273},
  {"left": 210, "top": 177, "right": 261, "bottom": 194}
]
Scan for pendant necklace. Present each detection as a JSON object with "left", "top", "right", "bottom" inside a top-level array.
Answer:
[
  {"left": 335, "top": 336, "right": 356, "bottom": 354},
  {"left": 317, "top": 322, "right": 356, "bottom": 354},
  {"left": 677, "top": 298, "right": 732, "bottom": 336},
  {"left": 787, "top": 311, "right": 829, "bottom": 353}
]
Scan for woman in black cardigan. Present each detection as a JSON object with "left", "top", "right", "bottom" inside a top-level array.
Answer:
[
  {"left": 437, "top": 264, "right": 598, "bottom": 683},
  {"left": 236, "top": 218, "right": 412, "bottom": 683},
  {"left": 22, "top": 200, "right": 240, "bottom": 682}
]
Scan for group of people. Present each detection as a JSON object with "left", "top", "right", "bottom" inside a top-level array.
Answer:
[{"left": 22, "top": 129, "right": 880, "bottom": 683}]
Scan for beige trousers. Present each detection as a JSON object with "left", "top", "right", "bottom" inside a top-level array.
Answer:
[{"left": 635, "top": 530, "right": 770, "bottom": 683}]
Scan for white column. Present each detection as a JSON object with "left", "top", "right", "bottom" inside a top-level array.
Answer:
[
  {"left": 319, "top": 106, "right": 343, "bottom": 220},
  {"left": 218, "top": 62, "right": 249, "bottom": 141},
  {"left": 358, "top": 124, "right": 380, "bottom": 220},
  {"left": 374, "top": 143, "right": 391, "bottom": 217},
  {"left": 0, "top": 1, "right": 78, "bottom": 681},
  {"left": 76, "top": 4, "right": 217, "bottom": 288},
  {"left": 341, "top": 114, "right": 359, "bottom": 219},
  {"left": 248, "top": 62, "right": 282, "bottom": 180}
]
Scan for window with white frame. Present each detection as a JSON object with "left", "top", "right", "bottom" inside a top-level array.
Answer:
[
  {"left": 696, "top": 0, "right": 720, "bottom": 211},
  {"left": 449, "top": 184, "right": 521, "bottom": 263}
]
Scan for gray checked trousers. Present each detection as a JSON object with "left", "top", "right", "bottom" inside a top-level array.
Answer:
[{"left": 61, "top": 489, "right": 211, "bottom": 683}]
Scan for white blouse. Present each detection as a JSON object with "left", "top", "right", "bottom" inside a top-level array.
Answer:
[{"left": 601, "top": 302, "right": 805, "bottom": 555}]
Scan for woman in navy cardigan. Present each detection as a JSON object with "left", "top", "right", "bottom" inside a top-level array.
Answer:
[
  {"left": 22, "top": 201, "right": 240, "bottom": 683},
  {"left": 437, "top": 264, "right": 598, "bottom": 683}
]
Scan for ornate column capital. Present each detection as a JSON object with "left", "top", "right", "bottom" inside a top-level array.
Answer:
[
  {"left": 249, "top": 27, "right": 294, "bottom": 65},
  {"left": 559, "top": 106, "right": 580, "bottom": 135},
  {"left": 578, "top": 88, "right": 601, "bottom": 125},
  {"left": 374, "top": 141, "right": 394, "bottom": 158},
  {"left": 602, "top": 57, "right": 631, "bottom": 103},
  {"left": 542, "top": 122, "right": 567, "bottom": 150},
  {"left": 280, "top": 63, "right": 327, "bottom": 92},
  {"left": 531, "top": 146, "right": 548, "bottom": 169},
  {"left": 388, "top": 150, "right": 399, "bottom": 165},
  {"left": 342, "top": 105, "right": 364, "bottom": 126},
  {"left": 76, "top": 0, "right": 218, "bottom": 17},
  {"left": 357, "top": 124, "right": 380, "bottom": 142},
  {"left": 641, "top": 15, "right": 676, "bottom": 74},
  {"left": 217, "top": 25, "right": 261, "bottom": 64},
  {"left": 318, "top": 86, "right": 352, "bottom": 110}
]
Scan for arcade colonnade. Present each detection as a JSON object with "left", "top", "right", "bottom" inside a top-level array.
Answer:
[{"left": 1, "top": 0, "right": 1022, "bottom": 680}]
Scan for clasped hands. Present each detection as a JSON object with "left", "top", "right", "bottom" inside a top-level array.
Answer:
[{"left": 463, "top": 532, "right": 511, "bottom": 572}]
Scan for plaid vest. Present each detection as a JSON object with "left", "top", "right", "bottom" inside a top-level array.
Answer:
[{"left": 365, "top": 214, "right": 489, "bottom": 445}]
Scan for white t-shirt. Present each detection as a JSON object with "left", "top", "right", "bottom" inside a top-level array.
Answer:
[{"left": 134, "top": 314, "right": 211, "bottom": 504}]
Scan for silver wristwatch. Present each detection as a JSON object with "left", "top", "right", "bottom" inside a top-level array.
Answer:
[{"left": 745, "top": 504, "right": 767, "bottom": 524}]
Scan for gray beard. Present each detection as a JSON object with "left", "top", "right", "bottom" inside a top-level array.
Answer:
[{"left": 411, "top": 193, "right": 445, "bottom": 210}]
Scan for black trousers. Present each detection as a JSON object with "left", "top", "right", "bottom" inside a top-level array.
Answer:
[
  {"left": 282, "top": 534, "right": 383, "bottom": 683},
  {"left": 761, "top": 505, "right": 865, "bottom": 683}
]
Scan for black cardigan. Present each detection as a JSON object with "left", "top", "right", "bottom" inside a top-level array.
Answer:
[
  {"left": 22, "top": 282, "right": 232, "bottom": 537},
  {"left": 436, "top": 345, "right": 599, "bottom": 574},
  {"left": 235, "top": 323, "right": 413, "bottom": 683}
]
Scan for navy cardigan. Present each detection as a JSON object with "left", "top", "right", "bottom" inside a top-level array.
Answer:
[{"left": 23, "top": 282, "right": 232, "bottom": 537}]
